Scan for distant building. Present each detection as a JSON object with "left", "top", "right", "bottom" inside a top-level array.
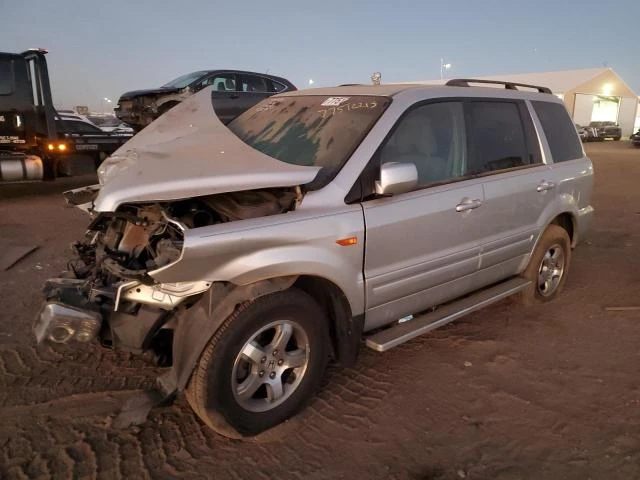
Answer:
[{"left": 402, "top": 68, "right": 639, "bottom": 136}]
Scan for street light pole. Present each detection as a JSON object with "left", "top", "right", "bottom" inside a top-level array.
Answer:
[
  {"left": 440, "top": 58, "right": 452, "bottom": 80},
  {"left": 103, "top": 97, "right": 112, "bottom": 114}
]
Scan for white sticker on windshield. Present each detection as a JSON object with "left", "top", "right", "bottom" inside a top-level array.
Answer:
[{"left": 321, "top": 97, "right": 350, "bottom": 107}]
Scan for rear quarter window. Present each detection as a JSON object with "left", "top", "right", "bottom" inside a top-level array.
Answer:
[{"left": 532, "top": 101, "right": 583, "bottom": 163}]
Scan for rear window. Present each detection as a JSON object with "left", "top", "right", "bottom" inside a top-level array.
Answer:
[
  {"left": 532, "top": 101, "right": 583, "bottom": 163},
  {"left": 228, "top": 95, "right": 391, "bottom": 189},
  {"left": 0, "top": 59, "right": 14, "bottom": 95}
]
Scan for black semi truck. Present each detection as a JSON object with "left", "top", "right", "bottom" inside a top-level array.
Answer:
[{"left": 0, "top": 49, "right": 132, "bottom": 182}]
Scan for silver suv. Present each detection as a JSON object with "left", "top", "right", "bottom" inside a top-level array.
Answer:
[{"left": 35, "top": 79, "right": 594, "bottom": 438}]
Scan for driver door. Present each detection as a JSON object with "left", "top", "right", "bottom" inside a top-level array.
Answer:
[{"left": 361, "top": 101, "right": 487, "bottom": 331}]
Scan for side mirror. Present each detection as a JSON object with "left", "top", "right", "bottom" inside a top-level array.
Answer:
[{"left": 375, "top": 162, "right": 418, "bottom": 196}]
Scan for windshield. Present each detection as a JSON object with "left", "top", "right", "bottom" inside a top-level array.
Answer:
[
  {"left": 228, "top": 95, "right": 391, "bottom": 189},
  {"left": 162, "top": 71, "right": 209, "bottom": 88}
]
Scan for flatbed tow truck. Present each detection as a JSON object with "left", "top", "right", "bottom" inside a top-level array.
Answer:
[{"left": 0, "top": 49, "right": 132, "bottom": 182}]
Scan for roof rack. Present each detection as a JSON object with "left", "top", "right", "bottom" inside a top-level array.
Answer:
[{"left": 445, "top": 78, "right": 552, "bottom": 94}]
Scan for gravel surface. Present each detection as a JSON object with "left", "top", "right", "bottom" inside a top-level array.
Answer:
[{"left": 1, "top": 141, "right": 640, "bottom": 480}]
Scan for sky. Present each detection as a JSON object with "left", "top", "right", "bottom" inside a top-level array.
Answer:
[{"left": 1, "top": 0, "right": 637, "bottom": 112}]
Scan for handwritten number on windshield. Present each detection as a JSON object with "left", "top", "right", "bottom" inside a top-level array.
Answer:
[{"left": 317, "top": 102, "right": 378, "bottom": 119}]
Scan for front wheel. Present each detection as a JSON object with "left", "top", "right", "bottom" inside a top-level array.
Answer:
[
  {"left": 185, "top": 289, "right": 329, "bottom": 438},
  {"left": 518, "top": 225, "right": 571, "bottom": 305}
]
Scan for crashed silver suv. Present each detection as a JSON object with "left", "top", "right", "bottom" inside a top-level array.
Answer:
[{"left": 36, "top": 79, "right": 594, "bottom": 438}]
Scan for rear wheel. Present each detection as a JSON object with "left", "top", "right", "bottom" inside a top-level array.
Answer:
[
  {"left": 185, "top": 289, "right": 329, "bottom": 438},
  {"left": 518, "top": 225, "right": 571, "bottom": 305}
]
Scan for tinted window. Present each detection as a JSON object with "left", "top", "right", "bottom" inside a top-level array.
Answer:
[
  {"left": 466, "top": 101, "right": 530, "bottom": 174},
  {"left": 239, "top": 74, "right": 268, "bottom": 93},
  {"left": 202, "top": 74, "right": 237, "bottom": 91},
  {"left": 0, "top": 59, "right": 14, "bottom": 95},
  {"left": 269, "top": 80, "right": 287, "bottom": 93},
  {"left": 380, "top": 102, "right": 466, "bottom": 186},
  {"left": 229, "top": 95, "right": 391, "bottom": 189},
  {"left": 533, "top": 101, "right": 583, "bottom": 163}
]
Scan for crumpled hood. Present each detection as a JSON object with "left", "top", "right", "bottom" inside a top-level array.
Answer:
[
  {"left": 94, "top": 87, "right": 320, "bottom": 212},
  {"left": 118, "top": 86, "right": 182, "bottom": 100}
]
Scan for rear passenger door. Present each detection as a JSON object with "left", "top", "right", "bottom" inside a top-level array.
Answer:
[
  {"left": 234, "top": 74, "right": 275, "bottom": 118},
  {"left": 464, "top": 100, "right": 552, "bottom": 284},
  {"left": 206, "top": 73, "right": 242, "bottom": 124},
  {"left": 530, "top": 100, "right": 594, "bottom": 232}
]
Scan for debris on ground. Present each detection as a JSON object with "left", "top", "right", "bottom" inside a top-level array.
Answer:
[{"left": 0, "top": 243, "right": 39, "bottom": 271}]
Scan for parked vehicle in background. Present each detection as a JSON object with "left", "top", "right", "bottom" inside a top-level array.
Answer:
[
  {"left": 631, "top": 129, "right": 640, "bottom": 147},
  {"left": 37, "top": 79, "right": 593, "bottom": 439},
  {"left": 590, "top": 120, "right": 622, "bottom": 140},
  {"left": 0, "top": 49, "right": 132, "bottom": 182},
  {"left": 54, "top": 112, "right": 133, "bottom": 174},
  {"left": 575, "top": 123, "right": 599, "bottom": 142},
  {"left": 115, "top": 70, "right": 296, "bottom": 132},
  {"left": 87, "top": 114, "right": 135, "bottom": 134}
]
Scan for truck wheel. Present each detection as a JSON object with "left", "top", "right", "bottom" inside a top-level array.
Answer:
[
  {"left": 518, "top": 225, "right": 571, "bottom": 306},
  {"left": 185, "top": 289, "right": 329, "bottom": 438},
  {"left": 614, "top": 136, "right": 621, "bottom": 141}
]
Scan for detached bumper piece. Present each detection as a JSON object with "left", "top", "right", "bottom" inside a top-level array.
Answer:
[{"left": 35, "top": 302, "right": 102, "bottom": 344}]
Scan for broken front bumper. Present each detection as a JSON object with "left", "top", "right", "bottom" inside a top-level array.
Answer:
[{"left": 35, "top": 276, "right": 211, "bottom": 348}]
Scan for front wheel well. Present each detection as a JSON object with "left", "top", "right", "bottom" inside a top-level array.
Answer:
[
  {"left": 293, "top": 275, "right": 363, "bottom": 367},
  {"left": 550, "top": 213, "right": 576, "bottom": 247}
]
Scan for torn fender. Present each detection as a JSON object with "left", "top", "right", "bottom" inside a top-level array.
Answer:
[{"left": 157, "top": 276, "right": 298, "bottom": 395}]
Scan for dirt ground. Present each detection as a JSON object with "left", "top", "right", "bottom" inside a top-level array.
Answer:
[{"left": 1, "top": 141, "right": 640, "bottom": 480}]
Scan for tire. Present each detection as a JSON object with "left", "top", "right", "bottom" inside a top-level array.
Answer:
[
  {"left": 613, "top": 136, "right": 621, "bottom": 141},
  {"left": 518, "top": 224, "right": 571, "bottom": 306},
  {"left": 185, "top": 289, "right": 329, "bottom": 438}
]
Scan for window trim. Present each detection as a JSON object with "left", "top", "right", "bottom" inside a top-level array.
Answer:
[{"left": 346, "top": 96, "right": 543, "bottom": 204}]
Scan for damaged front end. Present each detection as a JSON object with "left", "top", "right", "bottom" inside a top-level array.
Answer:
[{"left": 35, "top": 187, "right": 299, "bottom": 362}]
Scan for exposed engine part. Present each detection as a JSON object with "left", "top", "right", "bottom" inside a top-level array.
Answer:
[
  {"left": 153, "top": 238, "right": 182, "bottom": 268},
  {"left": 66, "top": 187, "right": 299, "bottom": 305}
]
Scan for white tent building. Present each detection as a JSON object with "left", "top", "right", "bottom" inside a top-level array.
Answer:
[{"left": 405, "top": 68, "right": 639, "bottom": 136}]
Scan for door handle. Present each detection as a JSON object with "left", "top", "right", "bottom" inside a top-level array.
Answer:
[
  {"left": 536, "top": 181, "right": 556, "bottom": 192},
  {"left": 456, "top": 198, "right": 483, "bottom": 212},
  {"left": 229, "top": 94, "right": 240, "bottom": 99}
]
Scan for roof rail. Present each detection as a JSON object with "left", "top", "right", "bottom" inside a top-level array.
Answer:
[{"left": 445, "top": 78, "right": 552, "bottom": 94}]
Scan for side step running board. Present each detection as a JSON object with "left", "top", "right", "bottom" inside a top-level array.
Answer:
[{"left": 365, "top": 277, "right": 531, "bottom": 352}]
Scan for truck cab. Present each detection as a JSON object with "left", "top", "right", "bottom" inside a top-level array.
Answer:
[{"left": 0, "top": 49, "right": 132, "bottom": 182}]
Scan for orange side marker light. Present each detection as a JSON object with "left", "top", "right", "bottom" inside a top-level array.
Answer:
[{"left": 336, "top": 236, "right": 358, "bottom": 246}]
